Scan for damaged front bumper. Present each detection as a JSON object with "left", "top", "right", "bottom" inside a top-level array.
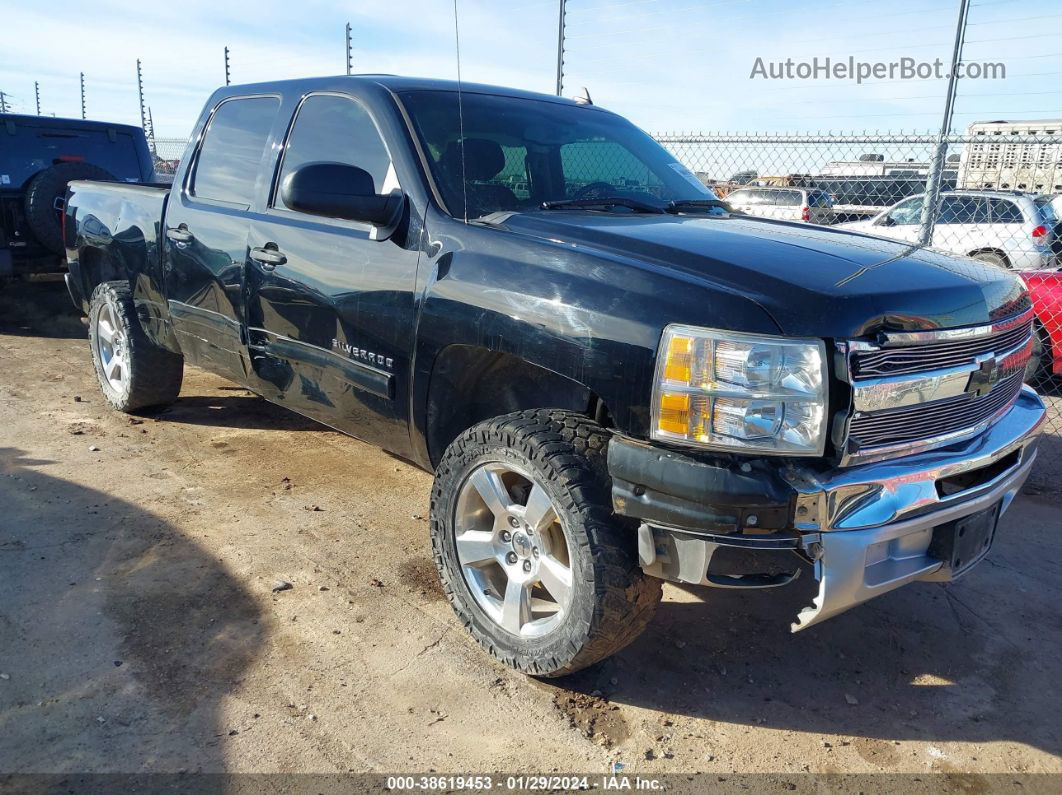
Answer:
[{"left": 609, "top": 386, "right": 1045, "bottom": 631}]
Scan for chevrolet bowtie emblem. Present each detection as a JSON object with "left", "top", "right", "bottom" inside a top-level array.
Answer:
[{"left": 966, "top": 355, "right": 1000, "bottom": 399}]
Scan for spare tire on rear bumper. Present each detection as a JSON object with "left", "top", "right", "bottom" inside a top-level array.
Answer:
[{"left": 24, "top": 162, "right": 114, "bottom": 254}]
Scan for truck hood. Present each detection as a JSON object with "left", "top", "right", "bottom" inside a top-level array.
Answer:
[{"left": 500, "top": 212, "right": 1028, "bottom": 337}]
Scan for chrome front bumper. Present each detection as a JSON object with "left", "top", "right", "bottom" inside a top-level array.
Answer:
[
  {"left": 626, "top": 386, "right": 1045, "bottom": 632},
  {"left": 783, "top": 385, "right": 1044, "bottom": 631}
]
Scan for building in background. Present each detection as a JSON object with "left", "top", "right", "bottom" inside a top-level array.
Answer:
[{"left": 959, "top": 119, "right": 1062, "bottom": 193}]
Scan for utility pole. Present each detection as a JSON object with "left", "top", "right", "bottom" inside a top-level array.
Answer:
[
  {"left": 555, "top": 0, "right": 566, "bottom": 96},
  {"left": 0, "top": 91, "right": 8, "bottom": 113},
  {"left": 919, "top": 0, "right": 971, "bottom": 246},
  {"left": 35, "top": 81, "right": 41, "bottom": 115},
  {"left": 224, "top": 46, "right": 231, "bottom": 86},
  {"left": 80, "top": 72, "right": 86, "bottom": 119},
  {"left": 136, "top": 59, "right": 147, "bottom": 131}
]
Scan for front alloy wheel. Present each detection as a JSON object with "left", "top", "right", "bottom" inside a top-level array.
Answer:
[
  {"left": 455, "top": 461, "right": 573, "bottom": 638},
  {"left": 430, "top": 409, "right": 662, "bottom": 677}
]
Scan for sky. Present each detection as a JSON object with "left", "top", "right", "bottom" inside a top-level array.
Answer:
[{"left": 0, "top": 0, "right": 1059, "bottom": 140}]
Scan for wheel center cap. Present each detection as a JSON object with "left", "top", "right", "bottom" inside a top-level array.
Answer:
[{"left": 511, "top": 531, "right": 532, "bottom": 558}]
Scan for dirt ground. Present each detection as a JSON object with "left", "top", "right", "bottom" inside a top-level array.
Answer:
[{"left": 1, "top": 278, "right": 1060, "bottom": 778}]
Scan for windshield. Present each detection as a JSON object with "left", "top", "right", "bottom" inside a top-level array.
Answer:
[{"left": 399, "top": 90, "right": 716, "bottom": 219}]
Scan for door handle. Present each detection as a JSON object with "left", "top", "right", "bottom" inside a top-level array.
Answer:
[
  {"left": 250, "top": 245, "right": 287, "bottom": 270},
  {"left": 165, "top": 225, "right": 193, "bottom": 244}
]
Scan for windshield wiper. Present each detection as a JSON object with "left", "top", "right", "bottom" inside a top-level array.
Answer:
[
  {"left": 666, "top": 199, "right": 731, "bottom": 214},
  {"left": 540, "top": 197, "right": 667, "bottom": 214}
]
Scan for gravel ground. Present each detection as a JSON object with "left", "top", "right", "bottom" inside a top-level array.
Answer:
[{"left": 1, "top": 278, "right": 1060, "bottom": 778}]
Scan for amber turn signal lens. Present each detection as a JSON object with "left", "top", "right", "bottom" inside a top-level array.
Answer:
[
  {"left": 657, "top": 392, "right": 690, "bottom": 435},
  {"left": 664, "top": 335, "right": 692, "bottom": 384}
]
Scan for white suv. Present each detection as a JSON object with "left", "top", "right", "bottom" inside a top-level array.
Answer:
[
  {"left": 725, "top": 187, "right": 835, "bottom": 224},
  {"left": 839, "top": 190, "right": 1060, "bottom": 270}
]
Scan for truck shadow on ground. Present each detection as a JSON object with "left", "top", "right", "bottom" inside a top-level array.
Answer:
[
  {"left": 559, "top": 526, "right": 1062, "bottom": 758},
  {"left": 153, "top": 394, "right": 324, "bottom": 433},
  {"left": 0, "top": 278, "right": 87, "bottom": 340},
  {"left": 0, "top": 447, "right": 266, "bottom": 774}
]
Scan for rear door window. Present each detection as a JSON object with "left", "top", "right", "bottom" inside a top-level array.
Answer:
[
  {"left": 774, "top": 189, "right": 802, "bottom": 206},
  {"left": 192, "top": 96, "right": 280, "bottom": 206},
  {"left": 988, "top": 198, "right": 1024, "bottom": 224},
  {"left": 939, "top": 195, "right": 989, "bottom": 224}
]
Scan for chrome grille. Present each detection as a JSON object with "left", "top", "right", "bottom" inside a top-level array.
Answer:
[
  {"left": 849, "top": 370, "right": 1024, "bottom": 449},
  {"left": 844, "top": 309, "right": 1034, "bottom": 463},
  {"left": 852, "top": 316, "right": 1032, "bottom": 378}
]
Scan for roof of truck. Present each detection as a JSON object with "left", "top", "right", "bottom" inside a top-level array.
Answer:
[{"left": 217, "top": 74, "right": 598, "bottom": 108}]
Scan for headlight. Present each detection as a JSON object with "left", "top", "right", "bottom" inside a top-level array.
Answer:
[{"left": 652, "top": 325, "right": 828, "bottom": 455}]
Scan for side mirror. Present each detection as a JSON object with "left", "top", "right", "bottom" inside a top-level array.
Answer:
[
  {"left": 280, "top": 162, "right": 403, "bottom": 227},
  {"left": 877, "top": 215, "right": 896, "bottom": 227}
]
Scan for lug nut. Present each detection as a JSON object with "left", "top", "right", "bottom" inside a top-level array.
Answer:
[
  {"left": 522, "top": 560, "right": 532, "bottom": 572},
  {"left": 506, "top": 552, "right": 518, "bottom": 564},
  {"left": 532, "top": 546, "right": 539, "bottom": 557},
  {"left": 501, "top": 531, "right": 512, "bottom": 542},
  {"left": 508, "top": 516, "right": 520, "bottom": 528}
]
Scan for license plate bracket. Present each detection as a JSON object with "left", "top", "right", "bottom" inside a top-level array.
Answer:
[{"left": 928, "top": 500, "right": 1001, "bottom": 577}]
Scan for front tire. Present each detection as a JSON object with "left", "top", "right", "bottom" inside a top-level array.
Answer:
[
  {"left": 88, "top": 281, "right": 183, "bottom": 412},
  {"left": 430, "top": 409, "right": 661, "bottom": 677}
]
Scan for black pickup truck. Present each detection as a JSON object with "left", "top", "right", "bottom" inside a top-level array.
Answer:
[
  {"left": 64, "top": 76, "right": 1045, "bottom": 677},
  {"left": 1, "top": 113, "right": 155, "bottom": 278}
]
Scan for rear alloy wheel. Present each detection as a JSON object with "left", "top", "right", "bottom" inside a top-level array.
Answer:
[
  {"left": 88, "top": 282, "right": 184, "bottom": 412},
  {"left": 430, "top": 409, "right": 662, "bottom": 677}
]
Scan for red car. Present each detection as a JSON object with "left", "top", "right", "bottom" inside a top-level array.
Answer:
[{"left": 1021, "top": 269, "right": 1062, "bottom": 382}]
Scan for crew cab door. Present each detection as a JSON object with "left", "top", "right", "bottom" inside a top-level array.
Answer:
[
  {"left": 163, "top": 95, "right": 280, "bottom": 382},
  {"left": 245, "top": 92, "right": 420, "bottom": 457}
]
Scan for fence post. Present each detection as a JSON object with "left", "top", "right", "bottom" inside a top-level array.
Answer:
[
  {"left": 224, "top": 46, "right": 231, "bottom": 86},
  {"left": 136, "top": 59, "right": 147, "bottom": 131},
  {"left": 345, "top": 23, "right": 353, "bottom": 75},
  {"left": 919, "top": 0, "right": 971, "bottom": 246},
  {"left": 80, "top": 73, "right": 86, "bottom": 119},
  {"left": 35, "top": 82, "right": 40, "bottom": 115},
  {"left": 555, "top": 0, "right": 566, "bottom": 97}
]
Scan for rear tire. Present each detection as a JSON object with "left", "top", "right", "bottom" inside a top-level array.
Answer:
[
  {"left": 88, "top": 281, "right": 183, "bottom": 412},
  {"left": 430, "top": 409, "right": 662, "bottom": 677},
  {"left": 24, "top": 163, "right": 114, "bottom": 254},
  {"left": 971, "top": 251, "right": 1009, "bottom": 269}
]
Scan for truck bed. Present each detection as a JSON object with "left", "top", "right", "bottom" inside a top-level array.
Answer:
[{"left": 63, "top": 180, "right": 170, "bottom": 313}]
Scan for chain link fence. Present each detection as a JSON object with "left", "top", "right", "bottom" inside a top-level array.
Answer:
[
  {"left": 143, "top": 129, "right": 1062, "bottom": 482},
  {"left": 149, "top": 137, "right": 188, "bottom": 177}
]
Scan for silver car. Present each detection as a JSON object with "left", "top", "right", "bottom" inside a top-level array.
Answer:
[{"left": 725, "top": 187, "right": 835, "bottom": 224}]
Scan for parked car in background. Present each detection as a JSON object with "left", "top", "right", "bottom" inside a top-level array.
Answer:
[
  {"left": 0, "top": 113, "right": 155, "bottom": 279},
  {"left": 1020, "top": 269, "right": 1062, "bottom": 382},
  {"left": 839, "top": 190, "right": 1061, "bottom": 270},
  {"left": 814, "top": 175, "right": 941, "bottom": 220},
  {"left": 724, "top": 186, "right": 834, "bottom": 224}
]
